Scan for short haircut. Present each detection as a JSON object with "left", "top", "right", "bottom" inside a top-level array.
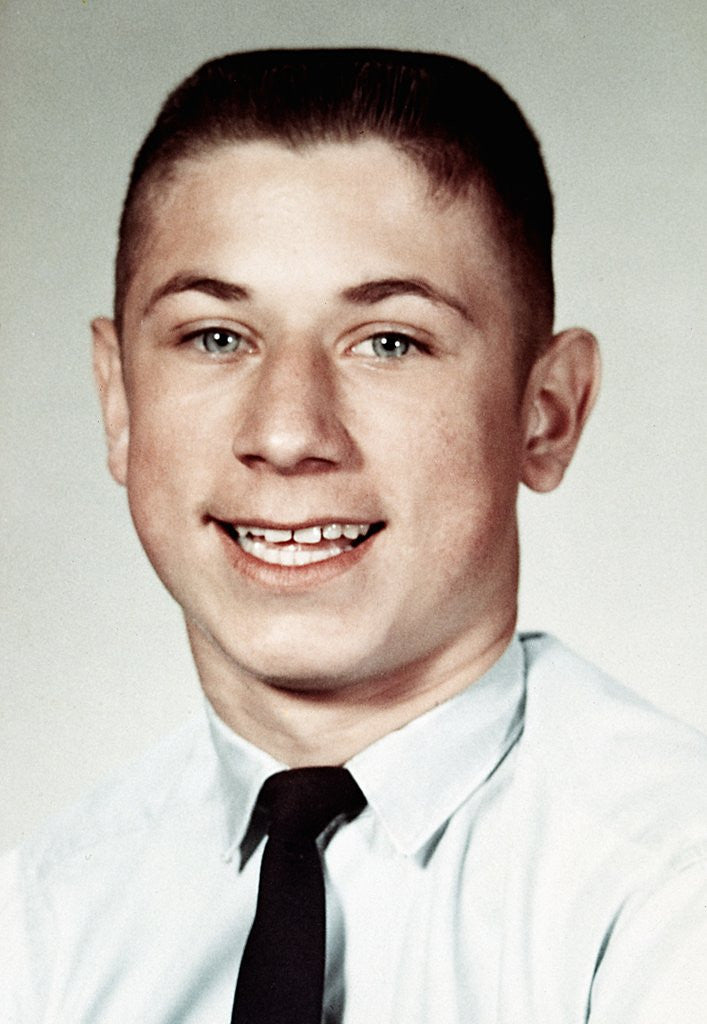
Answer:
[{"left": 115, "top": 49, "right": 555, "bottom": 372}]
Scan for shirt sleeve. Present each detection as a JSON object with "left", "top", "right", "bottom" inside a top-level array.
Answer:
[
  {"left": 0, "top": 847, "right": 40, "bottom": 1022},
  {"left": 588, "top": 854, "right": 707, "bottom": 1023}
]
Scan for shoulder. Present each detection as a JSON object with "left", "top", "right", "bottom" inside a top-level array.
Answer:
[
  {"left": 7, "top": 714, "right": 214, "bottom": 885},
  {"left": 0, "top": 715, "right": 216, "bottom": 1018},
  {"left": 518, "top": 633, "right": 707, "bottom": 864}
]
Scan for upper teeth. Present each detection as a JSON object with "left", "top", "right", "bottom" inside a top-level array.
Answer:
[{"left": 235, "top": 523, "right": 370, "bottom": 544}]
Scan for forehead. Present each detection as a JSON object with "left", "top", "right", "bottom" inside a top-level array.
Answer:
[{"left": 125, "top": 139, "right": 512, "bottom": 327}]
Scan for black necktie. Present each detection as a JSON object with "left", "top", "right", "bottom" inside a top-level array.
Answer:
[{"left": 232, "top": 767, "right": 367, "bottom": 1024}]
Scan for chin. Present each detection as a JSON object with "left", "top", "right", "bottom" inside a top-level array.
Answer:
[
  {"left": 240, "top": 643, "right": 375, "bottom": 693},
  {"left": 188, "top": 613, "right": 378, "bottom": 692}
]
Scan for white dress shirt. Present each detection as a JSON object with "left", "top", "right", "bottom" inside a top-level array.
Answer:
[{"left": 3, "top": 633, "right": 707, "bottom": 1022}]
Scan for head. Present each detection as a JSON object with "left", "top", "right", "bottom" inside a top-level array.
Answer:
[
  {"left": 115, "top": 49, "right": 555, "bottom": 379},
  {"left": 94, "top": 49, "right": 598, "bottom": 714}
]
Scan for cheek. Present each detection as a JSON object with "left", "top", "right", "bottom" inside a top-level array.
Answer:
[
  {"left": 399, "top": 391, "right": 522, "bottom": 575},
  {"left": 415, "top": 391, "right": 522, "bottom": 503},
  {"left": 123, "top": 400, "right": 210, "bottom": 553}
]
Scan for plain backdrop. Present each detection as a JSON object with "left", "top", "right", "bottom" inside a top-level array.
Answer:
[{"left": 1, "top": 0, "right": 705, "bottom": 853}]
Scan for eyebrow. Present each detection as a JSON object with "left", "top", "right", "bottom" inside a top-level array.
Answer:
[
  {"left": 142, "top": 274, "right": 251, "bottom": 317},
  {"left": 142, "top": 272, "right": 473, "bottom": 323},
  {"left": 341, "top": 278, "right": 473, "bottom": 323}
]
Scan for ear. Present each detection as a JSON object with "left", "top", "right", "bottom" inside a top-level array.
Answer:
[
  {"left": 521, "top": 328, "right": 600, "bottom": 493},
  {"left": 92, "top": 316, "right": 130, "bottom": 486}
]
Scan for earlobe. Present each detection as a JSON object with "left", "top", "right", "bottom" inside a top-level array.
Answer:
[
  {"left": 92, "top": 317, "right": 130, "bottom": 487},
  {"left": 521, "top": 328, "right": 601, "bottom": 493}
]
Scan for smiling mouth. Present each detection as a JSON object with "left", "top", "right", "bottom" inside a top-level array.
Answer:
[{"left": 221, "top": 520, "right": 385, "bottom": 567}]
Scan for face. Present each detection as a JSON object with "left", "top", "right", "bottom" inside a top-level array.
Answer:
[{"left": 99, "top": 140, "right": 538, "bottom": 697}]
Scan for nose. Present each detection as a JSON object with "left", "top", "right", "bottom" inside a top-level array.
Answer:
[{"left": 232, "top": 342, "right": 356, "bottom": 474}]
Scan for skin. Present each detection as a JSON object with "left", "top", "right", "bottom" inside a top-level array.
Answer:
[{"left": 93, "top": 139, "right": 599, "bottom": 766}]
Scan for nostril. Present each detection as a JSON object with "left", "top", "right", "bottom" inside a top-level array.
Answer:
[{"left": 236, "top": 452, "right": 342, "bottom": 475}]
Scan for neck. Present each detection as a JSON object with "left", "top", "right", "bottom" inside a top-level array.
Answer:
[{"left": 188, "top": 615, "right": 517, "bottom": 766}]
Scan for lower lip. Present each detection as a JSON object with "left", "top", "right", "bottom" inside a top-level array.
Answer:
[{"left": 213, "top": 522, "right": 381, "bottom": 591}]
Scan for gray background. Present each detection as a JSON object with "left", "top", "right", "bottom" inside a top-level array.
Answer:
[{"left": 2, "top": 0, "right": 705, "bottom": 852}]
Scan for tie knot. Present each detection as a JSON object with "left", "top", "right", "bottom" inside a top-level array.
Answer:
[{"left": 259, "top": 767, "right": 366, "bottom": 843}]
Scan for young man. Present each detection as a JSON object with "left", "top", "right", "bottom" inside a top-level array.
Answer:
[{"left": 3, "top": 49, "right": 706, "bottom": 1023}]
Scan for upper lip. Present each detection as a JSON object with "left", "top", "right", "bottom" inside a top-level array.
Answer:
[{"left": 213, "top": 516, "right": 383, "bottom": 531}]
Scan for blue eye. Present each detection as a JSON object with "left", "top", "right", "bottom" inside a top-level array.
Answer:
[
  {"left": 364, "top": 333, "right": 414, "bottom": 359},
  {"left": 191, "top": 328, "right": 245, "bottom": 355}
]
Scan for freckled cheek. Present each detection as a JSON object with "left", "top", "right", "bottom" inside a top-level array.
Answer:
[
  {"left": 123, "top": 428, "right": 215, "bottom": 603},
  {"left": 407, "top": 409, "right": 520, "bottom": 550},
  {"left": 124, "top": 404, "right": 215, "bottom": 525}
]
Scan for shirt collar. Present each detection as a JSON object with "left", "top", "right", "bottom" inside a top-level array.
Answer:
[
  {"left": 346, "top": 635, "right": 526, "bottom": 856},
  {"left": 206, "top": 634, "right": 526, "bottom": 862},
  {"left": 205, "top": 701, "right": 287, "bottom": 862}
]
